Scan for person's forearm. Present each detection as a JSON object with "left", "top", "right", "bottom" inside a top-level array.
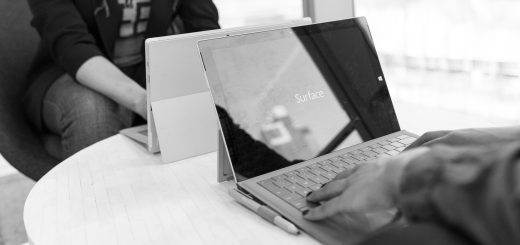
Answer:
[
  {"left": 383, "top": 147, "right": 430, "bottom": 199},
  {"left": 398, "top": 142, "right": 520, "bottom": 245},
  {"left": 75, "top": 56, "right": 147, "bottom": 119},
  {"left": 407, "top": 126, "right": 520, "bottom": 149}
]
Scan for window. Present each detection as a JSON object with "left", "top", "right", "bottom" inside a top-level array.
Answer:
[
  {"left": 356, "top": 0, "right": 520, "bottom": 133},
  {"left": 213, "top": 0, "right": 303, "bottom": 28}
]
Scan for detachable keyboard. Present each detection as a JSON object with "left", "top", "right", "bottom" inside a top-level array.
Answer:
[{"left": 258, "top": 134, "right": 417, "bottom": 212}]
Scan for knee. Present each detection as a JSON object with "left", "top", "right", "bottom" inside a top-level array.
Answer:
[
  {"left": 48, "top": 76, "right": 134, "bottom": 127},
  {"left": 59, "top": 88, "right": 133, "bottom": 156},
  {"left": 74, "top": 90, "right": 113, "bottom": 116},
  {"left": 44, "top": 77, "right": 135, "bottom": 158},
  {"left": 69, "top": 90, "right": 133, "bottom": 128}
]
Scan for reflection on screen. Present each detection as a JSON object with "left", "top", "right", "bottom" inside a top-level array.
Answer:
[{"left": 202, "top": 18, "right": 400, "bottom": 181}]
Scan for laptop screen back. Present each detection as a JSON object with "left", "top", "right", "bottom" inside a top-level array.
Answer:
[{"left": 199, "top": 17, "right": 400, "bottom": 182}]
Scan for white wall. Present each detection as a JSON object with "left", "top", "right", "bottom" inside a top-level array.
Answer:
[{"left": 303, "top": 0, "right": 355, "bottom": 23}]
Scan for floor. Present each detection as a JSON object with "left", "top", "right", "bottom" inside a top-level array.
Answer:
[
  {"left": 0, "top": 154, "right": 33, "bottom": 245},
  {"left": 0, "top": 155, "right": 16, "bottom": 177}
]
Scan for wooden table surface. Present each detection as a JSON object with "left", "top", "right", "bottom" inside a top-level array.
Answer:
[{"left": 24, "top": 135, "right": 318, "bottom": 245}]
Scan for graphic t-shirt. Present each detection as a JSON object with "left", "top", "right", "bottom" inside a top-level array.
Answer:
[{"left": 113, "top": 0, "right": 152, "bottom": 67}]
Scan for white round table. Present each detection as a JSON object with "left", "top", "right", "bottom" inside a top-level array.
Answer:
[{"left": 24, "top": 135, "right": 317, "bottom": 245}]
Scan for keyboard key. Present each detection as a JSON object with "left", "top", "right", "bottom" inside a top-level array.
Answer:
[
  {"left": 396, "top": 147, "right": 406, "bottom": 152},
  {"left": 262, "top": 183, "right": 290, "bottom": 196},
  {"left": 294, "top": 178, "right": 315, "bottom": 187},
  {"left": 399, "top": 137, "right": 416, "bottom": 145},
  {"left": 271, "top": 175, "right": 285, "bottom": 182},
  {"left": 296, "top": 189, "right": 311, "bottom": 197},
  {"left": 272, "top": 179, "right": 292, "bottom": 188},
  {"left": 282, "top": 193, "right": 303, "bottom": 202},
  {"left": 372, "top": 147, "right": 386, "bottom": 154},
  {"left": 329, "top": 166, "right": 344, "bottom": 174},
  {"left": 307, "top": 168, "right": 319, "bottom": 174},
  {"left": 351, "top": 154, "right": 368, "bottom": 161},
  {"left": 315, "top": 167, "right": 330, "bottom": 174},
  {"left": 363, "top": 151, "right": 378, "bottom": 157},
  {"left": 361, "top": 147, "right": 372, "bottom": 152},
  {"left": 309, "top": 184, "right": 322, "bottom": 191},
  {"left": 286, "top": 175, "right": 305, "bottom": 184},
  {"left": 334, "top": 161, "right": 350, "bottom": 169},
  {"left": 290, "top": 198, "right": 308, "bottom": 209},
  {"left": 295, "top": 168, "right": 308, "bottom": 174},
  {"left": 351, "top": 150, "right": 363, "bottom": 155},
  {"left": 391, "top": 142, "right": 405, "bottom": 148},
  {"left": 314, "top": 176, "right": 330, "bottom": 184},
  {"left": 283, "top": 184, "right": 306, "bottom": 193},
  {"left": 318, "top": 160, "right": 332, "bottom": 166},
  {"left": 341, "top": 156, "right": 358, "bottom": 164},
  {"left": 341, "top": 164, "right": 356, "bottom": 171},
  {"left": 298, "top": 170, "right": 317, "bottom": 179},
  {"left": 330, "top": 160, "right": 344, "bottom": 169},
  {"left": 306, "top": 175, "right": 320, "bottom": 184},
  {"left": 285, "top": 171, "right": 297, "bottom": 177},
  {"left": 321, "top": 172, "right": 336, "bottom": 179},
  {"left": 320, "top": 165, "right": 334, "bottom": 172},
  {"left": 397, "top": 135, "right": 409, "bottom": 139},
  {"left": 385, "top": 150, "right": 400, "bottom": 156},
  {"left": 388, "top": 137, "right": 400, "bottom": 142},
  {"left": 382, "top": 145, "right": 396, "bottom": 151},
  {"left": 298, "top": 167, "right": 308, "bottom": 172},
  {"left": 330, "top": 157, "right": 342, "bottom": 162}
]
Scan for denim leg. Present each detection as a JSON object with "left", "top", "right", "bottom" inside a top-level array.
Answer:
[{"left": 42, "top": 74, "right": 134, "bottom": 159}]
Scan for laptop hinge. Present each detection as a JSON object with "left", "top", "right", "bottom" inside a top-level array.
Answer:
[
  {"left": 217, "top": 132, "right": 234, "bottom": 182},
  {"left": 235, "top": 187, "right": 254, "bottom": 200}
]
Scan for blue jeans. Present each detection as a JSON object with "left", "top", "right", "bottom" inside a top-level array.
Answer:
[{"left": 42, "top": 74, "right": 134, "bottom": 160}]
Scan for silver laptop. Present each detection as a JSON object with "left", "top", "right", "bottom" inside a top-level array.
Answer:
[
  {"left": 199, "top": 17, "right": 417, "bottom": 244},
  {"left": 121, "top": 18, "right": 312, "bottom": 162}
]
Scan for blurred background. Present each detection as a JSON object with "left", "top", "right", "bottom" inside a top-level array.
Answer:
[
  {"left": 1, "top": 0, "right": 519, "bottom": 244},
  {"left": 356, "top": 0, "right": 520, "bottom": 133},
  {"left": 214, "top": 0, "right": 520, "bottom": 134}
]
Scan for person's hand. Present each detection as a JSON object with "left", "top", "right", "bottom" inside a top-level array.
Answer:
[
  {"left": 76, "top": 56, "right": 149, "bottom": 121},
  {"left": 303, "top": 147, "right": 429, "bottom": 221},
  {"left": 406, "top": 126, "right": 520, "bottom": 150}
]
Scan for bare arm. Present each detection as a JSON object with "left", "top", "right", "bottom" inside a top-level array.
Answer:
[
  {"left": 76, "top": 56, "right": 147, "bottom": 119},
  {"left": 28, "top": 0, "right": 146, "bottom": 119},
  {"left": 406, "top": 126, "right": 520, "bottom": 149}
]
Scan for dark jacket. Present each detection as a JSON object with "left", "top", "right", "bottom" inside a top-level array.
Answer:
[
  {"left": 400, "top": 141, "right": 520, "bottom": 245},
  {"left": 24, "top": 0, "right": 220, "bottom": 130}
]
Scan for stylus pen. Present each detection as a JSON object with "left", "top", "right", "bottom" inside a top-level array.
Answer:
[{"left": 228, "top": 188, "right": 300, "bottom": 235}]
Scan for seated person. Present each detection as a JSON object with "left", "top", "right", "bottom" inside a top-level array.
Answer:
[
  {"left": 303, "top": 126, "right": 520, "bottom": 245},
  {"left": 24, "top": 0, "right": 220, "bottom": 160}
]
